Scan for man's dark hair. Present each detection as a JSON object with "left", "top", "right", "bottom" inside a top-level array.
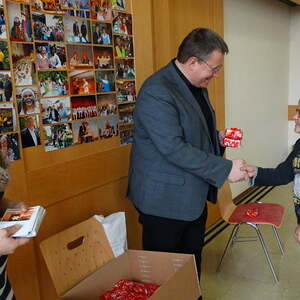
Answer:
[{"left": 177, "top": 28, "right": 228, "bottom": 63}]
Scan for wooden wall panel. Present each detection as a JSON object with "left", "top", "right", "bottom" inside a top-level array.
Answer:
[
  {"left": 7, "top": 242, "right": 40, "bottom": 300},
  {"left": 6, "top": 0, "right": 226, "bottom": 299},
  {"left": 27, "top": 146, "right": 130, "bottom": 207},
  {"left": 288, "top": 105, "right": 297, "bottom": 120},
  {"left": 132, "top": 0, "right": 155, "bottom": 90}
]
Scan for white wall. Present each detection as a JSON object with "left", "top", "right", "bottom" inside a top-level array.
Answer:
[
  {"left": 289, "top": 7, "right": 300, "bottom": 149},
  {"left": 224, "top": 0, "right": 290, "bottom": 197}
]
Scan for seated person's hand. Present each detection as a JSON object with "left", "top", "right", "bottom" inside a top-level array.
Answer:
[
  {"left": 0, "top": 225, "right": 30, "bottom": 255},
  {"left": 294, "top": 224, "right": 300, "bottom": 243}
]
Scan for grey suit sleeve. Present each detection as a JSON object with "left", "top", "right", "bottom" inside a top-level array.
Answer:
[{"left": 135, "top": 90, "right": 232, "bottom": 188}]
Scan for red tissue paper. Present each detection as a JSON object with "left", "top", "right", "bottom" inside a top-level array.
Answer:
[
  {"left": 223, "top": 128, "right": 243, "bottom": 148},
  {"left": 99, "top": 279, "right": 159, "bottom": 300}
]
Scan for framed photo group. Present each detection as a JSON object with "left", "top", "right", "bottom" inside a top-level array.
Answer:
[{"left": 0, "top": 0, "right": 135, "bottom": 160}]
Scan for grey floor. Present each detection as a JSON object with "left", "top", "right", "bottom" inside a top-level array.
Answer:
[{"left": 201, "top": 184, "right": 300, "bottom": 300}]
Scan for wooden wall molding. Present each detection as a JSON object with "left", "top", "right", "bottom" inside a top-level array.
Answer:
[{"left": 288, "top": 105, "right": 297, "bottom": 120}]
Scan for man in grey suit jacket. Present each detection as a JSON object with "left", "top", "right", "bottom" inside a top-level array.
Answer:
[{"left": 127, "top": 28, "right": 247, "bottom": 285}]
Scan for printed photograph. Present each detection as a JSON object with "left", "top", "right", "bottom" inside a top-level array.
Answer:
[
  {"left": 32, "top": 0, "right": 43, "bottom": 11},
  {"left": 0, "top": 103, "right": 16, "bottom": 133},
  {"left": 44, "top": 122, "right": 73, "bottom": 152},
  {"left": 0, "top": 72, "right": 13, "bottom": 102},
  {"left": 93, "top": 46, "right": 114, "bottom": 69},
  {"left": 72, "top": 119, "right": 99, "bottom": 144},
  {"left": 0, "top": 42, "right": 10, "bottom": 71},
  {"left": 16, "top": 87, "right": 40, "bottom": 115},
  {"left": 112, "top": 12, "right": 132, "bottom": 35},
  {"left": 92, "top": 22, "right": 112, "bottom": 45},
  {"left": 33, "top": 0, "right": 62, "bottom": 13},
  {"left": 113, "top": 36, "right": 133, "bottom": 58},
  {"left": 38, "top": 70, "right": 68, "bottom": 98},
  {"left": 115, "top": 59, "right": 135, "bottom": 80},
  {"left": 2, "top": 208, "right": 33, "bottom": 221},
  {"left": 69, "top": 70, "right": 96, "bottom": 95},
  {"left": 32, "top": 13, "right": 64, "bottom": 42},
  {"left": 19, "top": 115, "right": 41, "bottom": 148},
  {"left": 118, "top": 103, "right": 134, "bottom": 124},
  {"left": 64, "top": 18, "right": 91, "bottom": 43},
  {"left": 0, "top": 8, "right": 6, "bottom": 39},
  {"left": 11, "top": 43, "right": 35, "bottom": 86},
  {"left": 62, "top": 0, "right": 90, "bottom": 18},
  {"left": 112, "top": 0, "right": 125, "bottom": 11},
  {"left": 0, "top": 133, "right": 20, "bottom": 161},
  {"left": 96, "top": 94, "right": 117, "bottom": 116},
  {"left": 98, "top": 116, "right": 118, "bottom": 139},
  {"left": 67, "top": 45, "right": 93, "bottom": 69},
  {"left": 116, "top": 81, "right": 136, "bottom": 102},
  {"left": 35, "top": 43, "right": 67, "bottom": 70},
  {"left": 95, "top": 70, "right": 115, "bottom": 93},
  {"left": 71, "top": 95, "right": 97, "bottom": 120},
  {"left": 41, "top": 97, "right": 71, "bottom": 124},
  {"left": 90, "top": 0, "right": 112, "bottom": 21},
  {"left": 7, "top": 2, "right": 32, "bottom": 42},
  {"left": 120, "top": 126, "right": 133, "bottom": 145}
]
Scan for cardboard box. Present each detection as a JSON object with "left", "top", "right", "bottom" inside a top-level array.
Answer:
[{"left": 40, "top": 217, "right": 201, "bottom": 300}]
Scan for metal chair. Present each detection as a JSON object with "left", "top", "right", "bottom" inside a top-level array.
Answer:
[{"left": 216, "top": 183, "right": 284, "bottom": 283}]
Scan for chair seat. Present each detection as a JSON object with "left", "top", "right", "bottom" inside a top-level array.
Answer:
[{"left": 228, "top": 203, "right": 284, "bottom": 227}]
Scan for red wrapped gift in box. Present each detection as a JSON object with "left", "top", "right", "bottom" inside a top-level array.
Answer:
[{"left": 99, "top": 279, "right": 159, "bottom": 300}]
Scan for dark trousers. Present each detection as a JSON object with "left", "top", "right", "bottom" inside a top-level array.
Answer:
[{"left": 139, "top": 204, "right": 207, "bottom": 279}]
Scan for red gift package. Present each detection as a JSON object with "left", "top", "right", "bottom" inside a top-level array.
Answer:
[
  {"left": 223, "top": 128, "right": 243, "bottom": 148},
  {"left": 245, "top": 208, "right": 260, "bottom": 217},
  {"left": 99, "top": 279, "right": 159, "bottom": 300}
]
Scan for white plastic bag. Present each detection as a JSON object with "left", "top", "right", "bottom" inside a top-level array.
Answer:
[{"left": 94, "top": 212, "right": 127, "bottom": 257}]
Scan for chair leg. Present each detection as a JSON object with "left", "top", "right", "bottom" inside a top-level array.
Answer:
[
  {"left": 216, "top": 224, "right": 240, "bottom": 273},
  {"left": 251, "top": 224, "right": 279, "bottom": 283},
  {"left": 272, "top": 225, "right": 284, "bottom": 255}
]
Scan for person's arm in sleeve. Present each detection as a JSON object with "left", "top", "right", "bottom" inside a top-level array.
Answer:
[{"left": 248, "top": 141, "right": 300, "bottom": 187}]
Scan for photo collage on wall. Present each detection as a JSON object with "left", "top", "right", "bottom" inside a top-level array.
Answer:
[{"left": 0, "top": 0, "right": 135, "bottom": 157}]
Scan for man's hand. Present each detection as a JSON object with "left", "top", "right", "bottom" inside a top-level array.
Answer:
[
  {"left": 294, "top": 225, "right": 300, "bottom": 243},
  {"left": 0, "top": 225, "right": 30, "bottom": 255},
  {"left": 218, "top": 130, "right": 226, "bottom": 147},
  {"left": 228, "top": 159, "right": 248, "bottom": 183},
  {"left": 241, "top": 165, "right": 258, "bottom": 178}
]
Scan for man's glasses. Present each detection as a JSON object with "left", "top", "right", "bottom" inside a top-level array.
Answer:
[{"left": 198, "top": 58, "right": 223, "bottom": 74}]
